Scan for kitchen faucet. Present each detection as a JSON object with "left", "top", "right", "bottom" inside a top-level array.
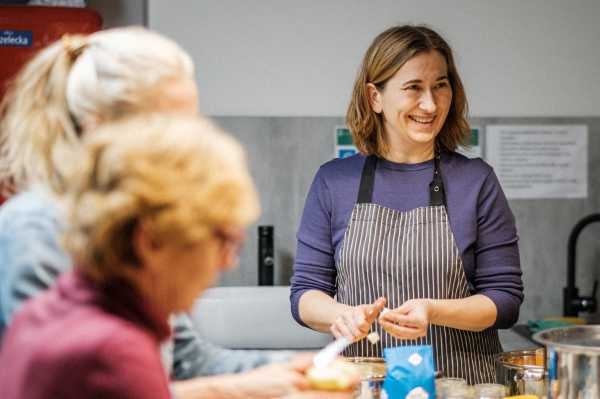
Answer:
[{"left": 563, "top": 213, "right": 599, "bottom": 317}]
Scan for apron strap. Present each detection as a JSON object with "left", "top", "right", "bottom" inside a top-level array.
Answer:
[
  {"left": 357, "top": 154, "right": 447, "bottom": 206},
  {"left": 429, "top": 154, "right": 446, "bottom": 206},
  {"left": 356, "top": 155, "right": 377, "bottom": 203}
]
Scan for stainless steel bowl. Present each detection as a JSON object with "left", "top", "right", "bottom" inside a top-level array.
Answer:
[
  {"left": 344, "top": 357, "right": 385, "bottom": 399},
  {"left": 534, "top": 325, "right": 600, "bottom": 399},
  {"left": 495, "top": 348, "right": 547, "bottom": 396}
]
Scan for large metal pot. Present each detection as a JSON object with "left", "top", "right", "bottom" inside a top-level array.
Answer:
[
  {"left": 495, "top": 348, "right": 547, "bottom": 396},
  {"left": 534, "top": 325, "right": 600, "bottom": 399},
  {"left": 344, "top": 357, "right": 386, "bottom": 399}
]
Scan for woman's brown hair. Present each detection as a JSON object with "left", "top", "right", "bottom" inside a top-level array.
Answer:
[{"left": 346, "top": 25, "right": 470, "bottom": 156}]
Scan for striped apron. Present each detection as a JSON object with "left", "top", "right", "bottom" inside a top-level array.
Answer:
[{"left": 336, "top": 155, "right": 502, "bottom": 384}]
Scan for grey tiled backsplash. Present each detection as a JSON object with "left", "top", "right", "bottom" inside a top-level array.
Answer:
[{"left": 211, "top": 116, "right": 600, "bottom": 324}]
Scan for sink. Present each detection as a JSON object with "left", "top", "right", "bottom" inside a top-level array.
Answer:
[{"left": 190, "top": 286, "right": 332, "bottom": 350}]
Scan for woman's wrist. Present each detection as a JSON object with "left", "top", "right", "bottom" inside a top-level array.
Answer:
[
  {"left": 424, "top": 296, "right": 497, "bottom": 331},
  {"left": 425, "top": 299, "right": 438, "bottom": 325},
  {"left": 299, "top": 290, "right": 351, "bottom": 332}
]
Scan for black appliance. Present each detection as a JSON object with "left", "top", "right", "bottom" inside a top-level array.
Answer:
[{"left": 258, "top": 225, "right": 274, "bottom": 286}]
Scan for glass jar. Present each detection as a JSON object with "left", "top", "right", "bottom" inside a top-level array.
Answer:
[
  {"left": 473, "top": 383, "right": 507, "bottom": 399},
  {"left": 444, "top": 385, "right": 475, "bottom": 399},
  {"left": 436, "top": 378, "right": 468, "bottom": 399}
]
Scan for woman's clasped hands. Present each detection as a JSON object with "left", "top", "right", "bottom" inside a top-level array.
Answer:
[
  {"left": 330, "top": 297, "right": 435, "bottom": 342},
  {"left": 379, "top": 299, "right": 433, "bottom": 340}
]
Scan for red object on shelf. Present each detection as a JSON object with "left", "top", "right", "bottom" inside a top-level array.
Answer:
[{"left": 0, "top": 6, "right": 102, "bottom": 205}]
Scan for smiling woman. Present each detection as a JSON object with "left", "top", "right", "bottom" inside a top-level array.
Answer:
[
  {"left": 346, "top": 25, "right": 468, "bottom": 160},
  {"left": 366, "top": 50, "right": 453, "bottom": 161},
  {"left": 291, "top": 25, "right": 524, "bottom": 384}
]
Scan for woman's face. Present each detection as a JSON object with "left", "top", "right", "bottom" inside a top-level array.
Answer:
[
  {"left": 368, "top": 50, "right": 453, "bottom": 153},
  {"left": 153, "top": 226, "right": 246, "bottom": 313}
]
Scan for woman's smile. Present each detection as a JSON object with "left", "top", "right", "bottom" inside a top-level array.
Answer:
[
  {"left": 408, "top": 114, "right": 437, "bottom": 127},
  {"left": 369, "top": 50, "right": 453, "bottom": 158}
]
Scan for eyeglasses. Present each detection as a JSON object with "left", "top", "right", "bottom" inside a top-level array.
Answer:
[{"left": 212, "top": 228, "right": 246, "bottom": 260}]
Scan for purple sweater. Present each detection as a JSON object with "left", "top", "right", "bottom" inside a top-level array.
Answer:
[{"left": 290, "top": 151, "right": 523, "bottom": 329}]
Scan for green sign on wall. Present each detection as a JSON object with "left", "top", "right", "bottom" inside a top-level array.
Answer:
[{"left": 334, "top": 126, "right": 357, "bottom": 158}]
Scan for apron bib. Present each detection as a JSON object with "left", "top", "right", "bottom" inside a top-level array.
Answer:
[{"left": 336, "top": 155, "right": 502, "bottom": 384}]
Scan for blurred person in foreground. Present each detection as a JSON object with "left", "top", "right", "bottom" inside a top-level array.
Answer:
[
  {"left": 0, "top": 25, "right": 290, "bottom": 384},
  {"left": 0, "top": 115, "right": 354, "bottom": 399},
  {"left": 0, "top": 26, "right": 353, "bottom": 398}
]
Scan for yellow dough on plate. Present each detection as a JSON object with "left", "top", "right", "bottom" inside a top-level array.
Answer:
[{"left": 307, "top": 359, "right": 360, "bottom": 391}]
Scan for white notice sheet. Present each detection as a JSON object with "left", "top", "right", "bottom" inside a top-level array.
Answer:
[{"left": 486, "top": 125, "right": 588, "bottom": 199}]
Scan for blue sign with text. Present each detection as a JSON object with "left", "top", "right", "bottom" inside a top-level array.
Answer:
[{"left": 0, "top": 30, "right": 33, "bottom": 47}]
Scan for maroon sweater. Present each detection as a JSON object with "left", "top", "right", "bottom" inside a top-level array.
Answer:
[{"left": 0, "top": 270, "right": 172, "bottom": 399}]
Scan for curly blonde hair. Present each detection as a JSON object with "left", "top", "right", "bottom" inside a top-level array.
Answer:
[
  {"left": 0, "top": 26, "right": 194, "bottom": 195},
  {"left": 63, "top": 115, "right": 259, "bottom": 281},
  {"left": 346, "top": 25, "right": 470, "bottom": 156}
]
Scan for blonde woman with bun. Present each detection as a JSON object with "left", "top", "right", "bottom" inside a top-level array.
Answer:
[
  {"left": 0, "top": 115, "right": 353, "bottom": 399},
  {"left": 0, "top": 26, "right": 299, "bottom": 392}
]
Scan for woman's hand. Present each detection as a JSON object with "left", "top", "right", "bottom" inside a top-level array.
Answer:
[
  {"left": 330, "top": 297, "right": 386, "bottom": 341},
  {"left": 282, "top": 354, "right": 358, "bottom": 399},
  {"left": 378, "top": 299, "right": 432, "bottom": 340},
  {"left": 282, "top": 391, "right": 355, "bottom": 399},
  {"left": 233, "top": 358, "right": 311, "bottom": 397},
  {"left": 172, "top": 353, "right": 358, "bottom": 399}
]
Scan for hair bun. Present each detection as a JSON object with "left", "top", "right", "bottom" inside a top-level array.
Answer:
[{"left": 61, "top": 34, "right": 88, "bottom": 60}]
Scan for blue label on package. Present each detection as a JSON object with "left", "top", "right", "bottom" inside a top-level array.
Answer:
[
  {"left": 383, "top": 345, "right": 436, "bottom": 399},
  {"left": 0, "top": 30, "right": 33, "bottom": 47}
]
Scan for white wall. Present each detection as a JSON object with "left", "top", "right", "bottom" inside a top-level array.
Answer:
[
  {"left": 87, "top": 0, "right": 146, "bottom": 28},
  {"left": 148, "top": 0, "right": 600, "bottom": 117}
]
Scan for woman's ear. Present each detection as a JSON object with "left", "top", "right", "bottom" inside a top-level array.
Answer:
[
  {"left": 132, "top": 220, "right": 163, "bottom": 269},
  {"left": 366, "top": 83, "right": 383, "bottom": 114}
]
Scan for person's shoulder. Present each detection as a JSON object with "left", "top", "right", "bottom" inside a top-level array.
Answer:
[
  {"left": 316, "top": 154, "right": 366, "bottom": 183},
  {"left": 34, "top": 275, "right": 158, "bottom": 352},
  {"left": 443, "top": 151, "right": 493, "bottom": 179},
  {"left": 4, "top": 285, "right": 131, "bottom": 360},
  {"left": 96, "top": 318, "right": 158, "bottom": 357},
  {"left": 0, "top": 190, "right": 59, "bottom": 254},
  {"left": 0, "top": 188, "right": 58, "bottom": 222},
  {"left": 3, "top": 282, "right": 161, "bottom": 385},
  {"left": 90, "top": 314, "right": 166, "bottom": 386},
  {"left": 48, "top": 314, "right": 161, "bottom": 394},
  {"left": 56, "top": 304, "right": 158, "bottom": 363}
]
